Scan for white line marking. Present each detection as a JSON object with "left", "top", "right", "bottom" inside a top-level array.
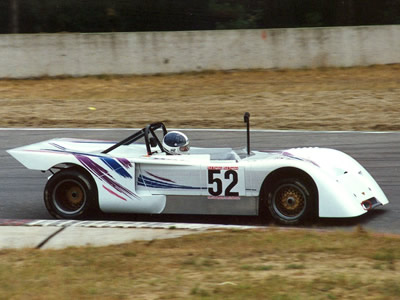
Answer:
[{"left": 20, "top": 220, "right": 262, "bottom": 230}]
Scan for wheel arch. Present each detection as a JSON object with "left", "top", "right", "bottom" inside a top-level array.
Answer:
[
  {"left": 52, "top": 163, "right": 92, "bottom": 177},
  {"left": 49, "top": 163, "right": 99, "bottom": 198},
  {"left": 259, "top": 167, "right": 319, "bottom": 213}
]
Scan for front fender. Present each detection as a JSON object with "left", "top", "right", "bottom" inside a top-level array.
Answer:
[
  {"left": 288, "top": 148, "right": 389, "bottom": 217},
  {"left": 248, "top": 149, "right": 388, "bottom": 218}
]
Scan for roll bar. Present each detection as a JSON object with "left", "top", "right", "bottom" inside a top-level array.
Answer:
[{"left": 102, "top": 122, "right": 168, "bottom": 155}]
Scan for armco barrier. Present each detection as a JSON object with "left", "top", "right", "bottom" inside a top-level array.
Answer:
[{"left": 0, "top": 25, "right": 399, "bottom": 78}]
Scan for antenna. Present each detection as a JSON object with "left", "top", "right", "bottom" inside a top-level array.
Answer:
[{"left": 243, "top": 112, "right": 250, "bottom": 155}]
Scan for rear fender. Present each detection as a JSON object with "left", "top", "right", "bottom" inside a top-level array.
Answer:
[{"left": 9, "top": 147, "right": 166, "bottom": 214}]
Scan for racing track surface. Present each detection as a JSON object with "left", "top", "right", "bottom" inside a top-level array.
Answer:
[{"left": 0, "top": 129, "right": 399, "bottom": 234}]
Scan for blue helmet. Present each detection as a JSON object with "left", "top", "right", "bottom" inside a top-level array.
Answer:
[{"left": 162, "top": 131, "right": 190, "bottom": 154}]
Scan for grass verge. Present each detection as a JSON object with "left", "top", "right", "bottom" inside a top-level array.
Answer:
[{"left": 1, "top": 228, "right": 399, "bottom": 299}]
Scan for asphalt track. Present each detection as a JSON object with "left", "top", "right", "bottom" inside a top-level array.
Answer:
[{"left": 1, "top": 129, "right": 399, "bottom": 234}]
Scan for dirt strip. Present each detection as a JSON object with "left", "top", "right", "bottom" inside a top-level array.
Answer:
[{"left": 0, "top": 64, "right": 399, "bottom": 130}]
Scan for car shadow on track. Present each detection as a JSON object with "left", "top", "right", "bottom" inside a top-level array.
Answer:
[
  {"left": 91, "top": 212, "right": 262, "bottom": 226},
  {"left": 87, "top": 209, "right": 388, "bottom": 232}
]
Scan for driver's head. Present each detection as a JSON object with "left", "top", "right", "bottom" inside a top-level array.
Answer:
[{"left": 162, "top": 131, "right": 190, "bottom": 154}]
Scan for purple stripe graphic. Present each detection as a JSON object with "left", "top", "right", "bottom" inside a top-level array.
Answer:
[
  {"left": 146, "top": 171, "right": 175, "bottom": 183},
  {"left": 117, "top": 158, "right": 133, "bottom": 169},
  {"left": 74, "top": 154, "right": 139, "bottom": 200}
]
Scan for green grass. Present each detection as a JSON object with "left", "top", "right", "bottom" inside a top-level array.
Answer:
[{"left": 1, "top": 228, "right": 399, "bottom": 299}]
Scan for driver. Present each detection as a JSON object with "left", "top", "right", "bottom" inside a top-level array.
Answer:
[{"left": 162, "top": 131, "right": 190, "bottom": 154}]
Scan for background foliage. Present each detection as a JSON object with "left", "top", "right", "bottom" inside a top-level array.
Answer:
[{"left": 3, "top": 0, "right": 400, "bottom": 34}]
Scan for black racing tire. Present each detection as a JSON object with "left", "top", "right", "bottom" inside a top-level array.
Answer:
[
  {"left": 44, "top": 168, "right": 98, "bottom": 219},
  {"left": 264, "top": 177, "right": 317, "bottom": 225}
]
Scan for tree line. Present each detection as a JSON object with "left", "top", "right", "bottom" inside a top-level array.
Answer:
[{"left": 2, "top": 0, "right": 400, "bottom": 34}]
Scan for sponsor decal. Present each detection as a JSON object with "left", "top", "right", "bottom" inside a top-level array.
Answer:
[
  {"left": 208, "top": 166, "right": 238, "bottom": 170},
  {"left": 207, "top": 196, "right": 240, "bottom": 200}
]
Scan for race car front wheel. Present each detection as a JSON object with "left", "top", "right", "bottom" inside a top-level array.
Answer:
[
  {"left": 44, "top": 168, "right": 98, "bottom": 219},
  {"left": 264, "top": 177, "right": 316, "bottom": 225}
]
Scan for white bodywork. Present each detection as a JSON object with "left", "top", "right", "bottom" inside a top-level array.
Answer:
[{"left": 8, "top": 137, "right": 389, "bottom": 218}]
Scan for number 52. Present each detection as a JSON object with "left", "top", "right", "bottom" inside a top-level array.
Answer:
[{"left": 208, "top": 169, "right": 239, "bottom": 197}]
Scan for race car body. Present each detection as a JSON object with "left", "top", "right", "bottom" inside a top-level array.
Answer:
[{"left": 7, "top": 118, "right": 389, "bottom": 225}]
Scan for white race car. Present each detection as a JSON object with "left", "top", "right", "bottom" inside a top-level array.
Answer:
[{"left": 7, "top": 113, "right": 389, "bottom": 225}]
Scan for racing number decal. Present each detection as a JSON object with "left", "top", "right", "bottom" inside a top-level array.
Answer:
[
  {"left": 208, "top": 169, "right": 238, "bottom": 196},
  {"left": 225, "top": 170, "right": 239, "bottom": 196},
  {"left": 208, "top": 169, "right": 223, "bottom": 196},
  {"left": 207, "top": 166, "right": 244, "bottom": 199}
]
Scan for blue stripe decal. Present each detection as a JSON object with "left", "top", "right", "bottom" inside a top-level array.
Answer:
[
  {"left": 100, "top": 157, "right": 132, "bottom": 178},
  {"left": 138, "top": 175, "right": 201, "bottom": 190}
]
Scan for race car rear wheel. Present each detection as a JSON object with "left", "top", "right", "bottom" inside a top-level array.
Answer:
[
  {"left": 44, "top": 168, "right": 98, "bottom": 219},
  {"left": 264, "top": 177, "right": 316, "bottom": 225}
]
